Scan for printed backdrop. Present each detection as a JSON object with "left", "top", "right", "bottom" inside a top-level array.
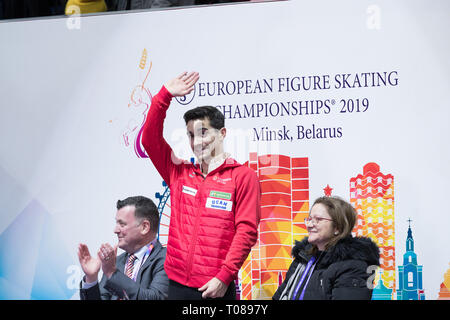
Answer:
[{"left": 0, "top": 0, "right": 449, "bottom": 300}]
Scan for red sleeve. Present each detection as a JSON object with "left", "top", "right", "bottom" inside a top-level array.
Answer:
[
  {"left": 215, "top": 168, "right": 261, "bottom": 285},
  {"left": 141, "top": 85, "right": 183, "bottom": 186}
]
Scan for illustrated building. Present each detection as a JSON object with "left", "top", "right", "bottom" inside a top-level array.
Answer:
[
  {"left": 437, "top": 263, "right": 450, "bottom": 300},
  {"left": 350, "top": 162, "right": 395, "bottom": 297},
  {"left": 372, "top": 269, "right": 393, "bottom": 300},
  {"left": 240, "top": 153, "right": 309, "bottom": 300},
  {"left": 397, "top": 220, "right": 425, "bottom": 300}
]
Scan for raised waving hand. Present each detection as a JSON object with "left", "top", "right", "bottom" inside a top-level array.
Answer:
[{"left": 164, "top": 71, "right": 199, "bottom": 97}]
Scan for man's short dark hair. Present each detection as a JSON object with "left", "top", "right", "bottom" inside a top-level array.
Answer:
[
  {"left": 116, "top": 196, "right": 159, "bottom": 233},
  {"left": 183, "top": 106, "right": 225, "bottom": 130}
]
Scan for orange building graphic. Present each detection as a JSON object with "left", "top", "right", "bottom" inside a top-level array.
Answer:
[
  {"left": 240, "top": 153, "right": 309, "bottom": 300},
  {"left": 437, "top": 263, "right": 450, "bottom": 300},
  {"left": 350, "top": 162, "right": 395, "bottom": 297}
]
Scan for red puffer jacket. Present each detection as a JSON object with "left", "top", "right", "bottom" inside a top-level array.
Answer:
[{"left": 142, "top": 86, "right": 261, "bottom": 288}]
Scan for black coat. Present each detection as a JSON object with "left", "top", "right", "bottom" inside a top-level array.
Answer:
[{"left": 273, "top": 236, "right": 380, "bottom": 300}]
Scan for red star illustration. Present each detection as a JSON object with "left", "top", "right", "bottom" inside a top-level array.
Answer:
[{"left": 323, "top": 184, "right": 333, "bottom": 197}]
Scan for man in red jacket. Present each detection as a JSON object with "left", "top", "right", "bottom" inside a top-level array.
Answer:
[{"left": 142, "top": 72, "right": 261, "bottom": 299}]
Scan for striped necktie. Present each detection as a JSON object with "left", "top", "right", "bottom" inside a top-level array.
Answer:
[{"left": 125, "top": 254, "right": 137, "bottom": 280}]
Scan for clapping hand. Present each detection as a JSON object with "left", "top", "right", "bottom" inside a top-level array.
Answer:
[
  {"left": 98, "top": 243, "right": 118, "bottom": 279},
  {"left": 77, "top": 243, "right": 101, "bottom": 283}
]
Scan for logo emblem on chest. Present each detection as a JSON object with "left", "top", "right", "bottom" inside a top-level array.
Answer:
[
  {"left": 209, "top": 190, "right": 232, "bottom": 200},
  {"left": 182, "top": 185, "right": 198, "bottom": 197},
  {"left": 205, "top": 197, "right": 233, "bottom": 211}
]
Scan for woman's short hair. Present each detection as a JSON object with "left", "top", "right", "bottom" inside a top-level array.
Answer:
[{"left": 311, "top": 196, "right": 357, "bottom": 250}]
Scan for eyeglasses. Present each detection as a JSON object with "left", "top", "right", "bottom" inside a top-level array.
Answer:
[{"left": 304, "top": 216, "right": 333, "bottom": 225}]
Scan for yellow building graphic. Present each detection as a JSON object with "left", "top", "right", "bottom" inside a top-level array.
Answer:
[
  {"left": 350, "top": 162, "right": 395, "bottom": 297},
  {"left": 437, "top": 263, "right": 450, "bottom": 300},
  {"left": 240, "top": 153, "right": 309, "bottom": 300}
]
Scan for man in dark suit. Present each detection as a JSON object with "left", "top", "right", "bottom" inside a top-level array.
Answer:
[{"left": 78, "top": 196, "right": 169, "bottom": 300}]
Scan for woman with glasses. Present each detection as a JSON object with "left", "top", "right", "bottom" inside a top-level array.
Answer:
[{"left": 273, "top": 196, "right": 380, "bottom": 300}]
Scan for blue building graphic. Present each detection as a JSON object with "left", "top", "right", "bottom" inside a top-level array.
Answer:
[
  {"left": 372, "top": 269, "right": 393, "bottom": 300},
  {"left": 397, "top": 219, "right": 425, "bottom": 300}
]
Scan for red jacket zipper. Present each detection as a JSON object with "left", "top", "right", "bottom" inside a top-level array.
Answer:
[{"left": 184, "top": 173, "right": 206, "bottom": 284}]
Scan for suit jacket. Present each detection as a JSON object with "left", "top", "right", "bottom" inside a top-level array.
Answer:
[{"left": 80, "top": 240, "right": 169, "bottom": 300}]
